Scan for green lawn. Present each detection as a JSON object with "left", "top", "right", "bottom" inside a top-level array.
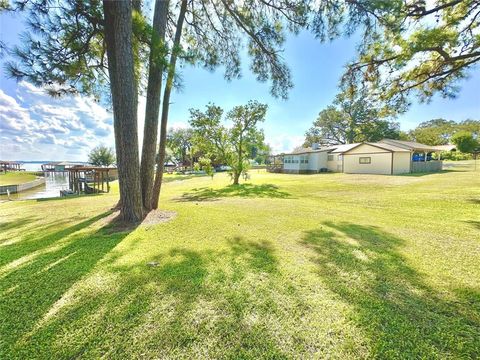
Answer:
[
  {"left": 0, "top": 171, "right": 37, "bottom": 185},
  {"left": 0, "top": 166, "right": 479, "bottom": 359}
]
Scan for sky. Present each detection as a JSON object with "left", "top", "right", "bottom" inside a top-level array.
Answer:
[{"left": 0, "top": 9, "right": 479, "bottom": 161}]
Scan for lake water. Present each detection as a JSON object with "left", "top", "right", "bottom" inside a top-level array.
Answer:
[{"left": 1, "top": 163, "right": 70, "bottom": 200}]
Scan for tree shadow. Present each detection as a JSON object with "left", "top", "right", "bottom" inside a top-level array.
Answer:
[
  {"left": 162, "top": 174, "right": 207, "bottom": 183},
  {"left": 8, "top": 236, "right": 302, "bottom": 358},
  {"left": 0, "top": 216, "right": 37, "bottom": 233},
  {"left": 464, "top": 220, "right": 480, "bottom": 230},
  {"left": 300, "top": 222, "right": 479, "bottom": 358},
  {"left": 397, "top": 169, "right": 459, "bottom": 177},
  {"left": 0, "top": 212, "right": 135, "bottom": 358},
  {"left": 175, "top": 183, "right": 292, "bottom": 202},
  {"left": 0, "top": 211, "right": 113, "bottom": 267}
]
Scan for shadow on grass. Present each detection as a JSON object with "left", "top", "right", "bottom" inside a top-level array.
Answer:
[
  {"left": 301, "top": 222, "right": 479, "bottom": 358},
  {"left": 0, "top": 211, "right": 135, "bottom": 358},
  {"left": 398, "top": 169, "right": 460, "bottom": 177},
  {"left": 2, "top": 234, "right": 302, "bottom": 358},
  {"left": 0, "top": 211, "right": 113, "bottom": 267},
  {"left": 464, "top": 220, "right": 480, "bottom": 230},
  {"left": 0, "top": 216, "right": 37, "bottom": 233},
  {"left": 175, "top": 183, "right": 292, "bottom": 202},
  {"left": 162, "top": 174, "right": 207, "bottom": 183}
]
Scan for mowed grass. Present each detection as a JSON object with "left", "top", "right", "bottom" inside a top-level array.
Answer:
[
  {"left": 0, "top": 171, "right": 37, "bottom": 185},
  {"left": 0, "top": 164, "right": 479, "bottom": 359}
]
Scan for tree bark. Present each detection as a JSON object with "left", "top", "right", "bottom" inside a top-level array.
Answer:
[
  {"left": 233, "top": 133, "right": 243, "bottom": 185},
  {"left": 103, "top": 0, "right": 143, "bottom": 223},
  {"left": 140, "top": 0, "right": 169, "bottom": 210},
  {"left": 151, "top": 0, "right": 187, "bottom": 209},
  {"left": 233, "top": 171, "right": 241, "bottom": 185}
]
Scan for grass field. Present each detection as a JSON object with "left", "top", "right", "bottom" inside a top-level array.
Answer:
[
  {"left": 0, "top": 165, "right": 479, "bottom": 359},
  {"left": 0, "top": 171, "right": 37, "bottom": 185}
]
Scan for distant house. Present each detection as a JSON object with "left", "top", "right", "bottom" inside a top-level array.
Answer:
[
  {"left": 434, "top": 144, "right": 457, "bottom": 152},
  {"left": 270, "top": 139, "right": 446, "bottom": 175}
]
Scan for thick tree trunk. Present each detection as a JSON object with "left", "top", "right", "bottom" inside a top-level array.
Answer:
[
  {"left": 151, "top": 0, "right": 187, "bottom": 209},
  {"left": 103, "top": 0, "right": 143, "bottom": 223},
  {"left": 140, "top": 0, "right": 169, "bottom": 210}
]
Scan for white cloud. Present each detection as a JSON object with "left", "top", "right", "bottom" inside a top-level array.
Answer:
[
  {"left": 267, "top": 133, "right": 304, "bottom": 154},
  {"left": 0, "top": 89, "right": 34, "bottom": 133},
  {"left": 0, "top": 82, "right": 116, "bottom": 161}
]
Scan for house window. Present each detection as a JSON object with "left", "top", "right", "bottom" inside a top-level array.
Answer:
[
  {"left": 359, "top": 157, "right": 371, "bottom": 164},
  {"left": 327, "top": 154, "right": 334, "bottom": 161}
]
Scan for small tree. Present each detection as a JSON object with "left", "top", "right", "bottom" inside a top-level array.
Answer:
[
  {"left": 452, "top": 132, "right": 479, "bottom": 154},
  {"left": 190, "top": 101, "right": 267, "bottom": 185},
  {"left": 452, "top": 131, "right": 480, "bottom": 170},
  {"left": 88, "top": 146, "right": 116, "bottom": 167}
]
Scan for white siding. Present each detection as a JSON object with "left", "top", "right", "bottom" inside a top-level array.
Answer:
[
  {"left": 392, "top": 152, "right": 411, "bottom": 174},
  {"left": 327, "top": 153, "right": 343, "bottom": 172},
  {"left": 308, "top": 152, "right": 328, "bottom": 171},
  {"left": 283, "top": 155, "right": 300, "bottom": 171},
  {"left": 344, "top": 153, "right": 392, "bottom": 174}
]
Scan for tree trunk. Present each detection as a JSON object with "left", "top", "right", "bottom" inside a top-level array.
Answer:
[
  {"left": 233, "top": 171, "right": 241, "bottom": 185},
  {"left": 140, "top": 0, "right": 169, "bottom": 210},
  {"left": 151, "top": 0, "right": 187, "bottom": 209},
  {"left": 233, "top": 134, "right": 243, "bottom": 185},
  {"left": 103, "top": 0, "right": 143, "bottom": 223}
]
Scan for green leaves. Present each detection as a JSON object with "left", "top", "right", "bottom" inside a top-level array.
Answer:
[
  {"left": 340, "top": 0, "right": 480, "bottom": 107},
  {"left": 305, "top": 85, "right": 401, "bottom": 146},
  {"left": 408, "top": 119, "right": 480, "bottom": 146},
  {"left": 451, "top": 131, "right": 480, "bottom": 154},
  {"left": 189, "top": 101, "right": 267, "bottom": 184},
  {"left": 88, "top": 145, "right": 116, "bottom": 167}
]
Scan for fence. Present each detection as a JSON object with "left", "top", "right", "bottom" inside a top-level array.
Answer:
[{"left": 411, "top": 160, "right": 443, "bottom": 173}]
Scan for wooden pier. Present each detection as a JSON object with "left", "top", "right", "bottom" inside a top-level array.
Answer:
[{"left": 65, "top": 167, "right": 116, "bottom": 196}]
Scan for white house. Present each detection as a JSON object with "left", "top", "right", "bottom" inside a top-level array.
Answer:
[{"left": 272, "top": 139, "right": 444, "bottom": 175}]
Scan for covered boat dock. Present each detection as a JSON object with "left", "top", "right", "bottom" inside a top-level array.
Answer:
[{"left": 64, "top": 167, "right": 116, "bottom": 196}]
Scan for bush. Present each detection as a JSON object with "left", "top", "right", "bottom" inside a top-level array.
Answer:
[{"left": 440, "top": 151, "right": 472, "bottom": 161}]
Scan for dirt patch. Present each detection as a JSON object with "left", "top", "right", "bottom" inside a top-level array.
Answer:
[
  {"left": 141, "top": 209, "right": 177, "bottom": 227},
  {"left": 101, "top": 209, "right": 176, "bottom": 233}
]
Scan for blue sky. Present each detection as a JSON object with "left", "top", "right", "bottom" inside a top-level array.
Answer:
[{"left": 0, "top": 10, "right": 479, "bottom": 161}]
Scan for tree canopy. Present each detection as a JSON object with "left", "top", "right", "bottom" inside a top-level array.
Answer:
[
  {"left": 408, "top": 119, "right": 480, "bottom": 145},
  {"left": 336, "top": 0, "right": 480, "bottom": 108},
  {"left": 304, "top": 86, "right": 400, "bottom": 146},
  {"left": 167, "top": 127, "right": 194, "bottom": 165},
  {"left": 451, "top": 131, "right": 479, "bottom": 154},
  {"left": 88, "top": 145, "right": 116, "bottom": 167},
  {"left": 190, "top": 100, "right": 267, "bottom": 185}
]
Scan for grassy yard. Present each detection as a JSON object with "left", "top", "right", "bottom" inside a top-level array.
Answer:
[
  {"left": 0, "top": 171, "right": 37, "bottom": 185},
  {"left": 0, "top": 166, "right": 479, "bottom": 359}
]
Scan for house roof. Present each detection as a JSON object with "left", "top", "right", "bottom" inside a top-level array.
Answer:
[
  {"left": 281, "top": 138, "right": 443, "bottom": 157},
  {"left": 380, "top": 139, "right": 440, "bottom": 152},
  {"left": 433, "top": 144, "right": 456, "bottom": 151},
  {"left": 342, "top": 142, "right": 411, "bottom": 154},
  {"left": 327, "top": 143, "right": 361, "bottom": 153},
  {"left": 282, "top": 147, "right": 330, "bottom": 156}
]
